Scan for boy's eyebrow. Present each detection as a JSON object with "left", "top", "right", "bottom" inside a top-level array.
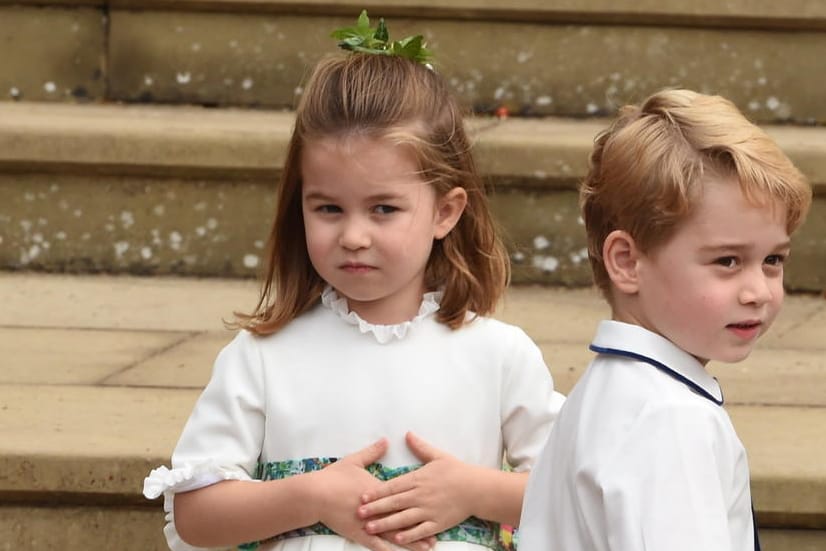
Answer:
[{"left": 699, "top": 239, "right": 792, "bottom": 253}]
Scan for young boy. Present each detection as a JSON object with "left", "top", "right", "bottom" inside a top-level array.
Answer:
[{"left": 518, "top": 89, "right": 812, "bottom": 550}]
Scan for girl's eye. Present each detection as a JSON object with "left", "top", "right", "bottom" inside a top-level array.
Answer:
[
  {"left": 317, "top": 205, "right": 342, "bottom": 214},
  {"left": 714, "top": 256, "right": 738, "bottom": 268},
  {"left": 765, "top": 254, "right": 786, "bottom": 266},
  {"left": 374, "top": 205, "right": 398, "bottom": 215}
]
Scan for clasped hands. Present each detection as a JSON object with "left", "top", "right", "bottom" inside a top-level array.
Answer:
[{"left": 314, "top": 431, "right": 479, "bottom": 551}]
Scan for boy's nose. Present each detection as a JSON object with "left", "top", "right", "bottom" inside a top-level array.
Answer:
[
  {"left": 738, "top": 269, "right": 775, "bottom": 306},
  {"left": 338, "top": 218, "right": 371, "bottom": 250}
]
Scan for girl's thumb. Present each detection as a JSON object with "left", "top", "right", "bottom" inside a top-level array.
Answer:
[{"left": 405, "top": 431, "right": 440, "bottom": 462}]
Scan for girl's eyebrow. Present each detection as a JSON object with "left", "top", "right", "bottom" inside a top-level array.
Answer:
[
  {"left": 303, "top": 191, "right": 405, "bottom": 203},
  {"left": 364, "top": 192, "right": 405, "bottom": 202},
  {"left": 302, "top": 191, "right": 334, "bottom": 202}
]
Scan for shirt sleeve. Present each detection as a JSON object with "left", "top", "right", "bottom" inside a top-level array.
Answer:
[
  {"left": 595, "top": 401, "right": 741, "bottom": 551},
  {"left": 499, "top": 326, "right": 565, "bottom": 472},
  {"left": 143, "top": 330, "right": 266, "bottom": 551}
]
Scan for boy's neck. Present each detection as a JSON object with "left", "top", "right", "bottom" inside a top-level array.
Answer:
[{"left": 608, "top": 301, "right": 711, "bottom": 367}]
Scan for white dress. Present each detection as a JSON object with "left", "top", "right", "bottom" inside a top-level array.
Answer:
[{"left": 144, "top": 288, "right": 564, "bottom": 551}]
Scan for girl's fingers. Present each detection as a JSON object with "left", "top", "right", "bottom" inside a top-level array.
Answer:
[
  {"left": 361, "top": 472, "right": 416, "bottom": 506},
  {"left": 364, "top": 508, "right": 423, "bottom": 535},
  {"left": 346, "top": 438, "right": 389, "bottom": 468},
  {"left": 403, "top": 535, "right": 436, "bottom": 551},
  {"left": 404, "top": 432, "right": 442, "bottom": 463},
  {"left": 392, "top": 521, "right": 440, "bottom": 546}
]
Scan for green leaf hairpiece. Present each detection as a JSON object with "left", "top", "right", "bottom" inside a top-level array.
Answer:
[{"left": 331, "top": 10, "right": 433, "bottom": 65}]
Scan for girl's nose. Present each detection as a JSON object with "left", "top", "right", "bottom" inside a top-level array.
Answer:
[{"left": 338, "top": 218, "right": 371, "bottom": 250}]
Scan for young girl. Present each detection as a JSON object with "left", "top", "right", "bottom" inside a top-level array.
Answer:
[{"left": 144, "top": 14, "right": 563, "bottom": 551}]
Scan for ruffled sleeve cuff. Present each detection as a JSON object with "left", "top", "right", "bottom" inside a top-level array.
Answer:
[
  {"left": 144, "top": 462, "right": 254, "bottom": 551},
  {"left": 143, "top": 461, "right": 250, "bottom": 499}
]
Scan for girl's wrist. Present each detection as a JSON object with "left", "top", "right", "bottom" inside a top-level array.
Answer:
[{"left": 301, "top": 469, "right": 327, "bottom": 524}]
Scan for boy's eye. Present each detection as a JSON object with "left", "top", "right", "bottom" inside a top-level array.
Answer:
[
  {"left": 765, "top": 254, "right": 786, "bottom": 266},
  {"left": 373, "top": 205, "right": 398, "bottom": 214},
  {"left": 714, "top": 256, "right": 738, "bottom": 268}
]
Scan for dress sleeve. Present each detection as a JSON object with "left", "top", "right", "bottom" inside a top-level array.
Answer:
[
  {"left": 595, "top": 402, "right": 742, "bottom": 551},
  {"left": 143, "top": 330, "right": 266, "bottom": 551},
  {"left": 500, "top": 327, "right": 565, "bottom": 472}
]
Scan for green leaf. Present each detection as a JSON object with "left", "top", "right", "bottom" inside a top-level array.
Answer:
[
  {"left": 330, "top": 10, "right": 434, "bottom": 65},
  {"left": 375, "top": 18, "right": 389, "bottom": 43},
  {"left": 357, "top": 10, "right": 370, "bottom": 32}
]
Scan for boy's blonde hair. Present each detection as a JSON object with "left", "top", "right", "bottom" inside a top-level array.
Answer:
[
  {"left": 581, "top": 89, "right": 812, "bottom": 297},
  {"left": 236, "top": 53, "right": 509, "bottom": 335}
]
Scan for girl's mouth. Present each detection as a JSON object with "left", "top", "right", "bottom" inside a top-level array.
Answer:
[{"left": 341, "top": 263, "right": 375, "bottom": 273}]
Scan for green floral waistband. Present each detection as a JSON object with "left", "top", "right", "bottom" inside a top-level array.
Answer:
[{"left": 237, "top": 457, "right": 514, "bottom": 551}]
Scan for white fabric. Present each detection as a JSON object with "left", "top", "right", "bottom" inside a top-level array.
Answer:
[
  {"left": 519, "top": 320, "right": 755, "bottom": 551},
  {"left": 144, "top": 289, "right": 564, "bottom": 551},
  {"left": 320, "top": 286, "right": 442, "bottom": 344}
]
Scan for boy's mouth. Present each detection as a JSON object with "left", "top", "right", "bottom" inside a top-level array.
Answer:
[
  {"left": 727, "top": 321, "right": 761, "bottom": 329},
  {"left": 726, "top": 320, "right": 762, "bottom": 339}
]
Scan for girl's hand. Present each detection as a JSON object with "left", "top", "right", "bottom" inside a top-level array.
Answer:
[
  {"left": 314, "top": 438, "right": 435, "bottom": 551},
  {"left": 314, "top": 438, "right": 399, "bottom": 551},
  {"left": 357, "top": 432, "right": 478, "bottom": 546}
]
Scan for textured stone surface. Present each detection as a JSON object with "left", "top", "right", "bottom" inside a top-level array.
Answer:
[
  {"left": 0, "top": 173, "right": 276, "bottom": 276},
  {"left": 0, "top": 274, "right": 824, "bottom": 537},
  {"left": 2, "top": 173, "right": 823, "bottom": 288},
  {"left": 107, "top": 10, "right": 826, "bottom": 123},
  {"left": 0, "top": 328, "right": 189, "bottom": 385},
  {"left": 0, "top": 6, "right": 105, "bottom": 102},
  {"left": 104, "top": 331, "right": 233, "bottom": 387},
  {"left": 9, "top": 0, "right": 826, "bottom": 26},
  {"left": 0, "top": 385, "right": 200, "bottom": 494},
  {"left": 1, "top": 103, "right": 824, "bottom": 288},
  {"left": 0, "top": 506, "right": 170, "bottom": 551}
]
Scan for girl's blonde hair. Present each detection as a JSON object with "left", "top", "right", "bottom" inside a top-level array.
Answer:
[
  {"left": 235, "top": 53, "right": 509, "bottom": 335},
  {"left": 581, "top": 89, "right": 812, "bottom": 298}
]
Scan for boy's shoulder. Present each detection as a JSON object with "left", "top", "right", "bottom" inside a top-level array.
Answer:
[{"left": 562, "top": 349, "right": 740, "bottom": 453}]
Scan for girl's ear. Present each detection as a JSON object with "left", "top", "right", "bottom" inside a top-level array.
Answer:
[
  {"left": 433, "top": 187, "right": 468, "bottom": 239},
  {"left": 603, "top": 230, "right": 641, "bottom": 295}
]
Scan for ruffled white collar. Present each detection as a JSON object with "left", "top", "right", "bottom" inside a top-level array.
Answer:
[{"left": 321, "top": 286, "right": 442, "bottom": 344}]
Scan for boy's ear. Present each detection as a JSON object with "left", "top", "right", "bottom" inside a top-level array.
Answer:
[
  {"left": 433, "top": 187, "right": 468, "bottom": 239},
  {"left": 603, "top": 230, "right": 641, "bottom": 295}
]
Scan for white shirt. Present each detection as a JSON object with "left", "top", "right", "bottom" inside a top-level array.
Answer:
[
  {"left": 519, "top": 320, "right": 756, "bottom": 551},
  {"left": 145, "top": 288, "right": 565, "bottom": 551}
]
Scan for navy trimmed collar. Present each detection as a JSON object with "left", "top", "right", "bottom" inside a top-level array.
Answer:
[{"left": 589, "top": 320, "right": 724, "bottom": 406}]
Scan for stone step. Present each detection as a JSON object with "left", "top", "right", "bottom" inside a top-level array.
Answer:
[
  {"left": 2, "top": 1, "right": 826, "bottom": 122},
  {"left": 1, "top": 273, "right": 824, "bottom": 549},
  {"left": 1, "top": 101, "right": 825, "bottom": 289}
]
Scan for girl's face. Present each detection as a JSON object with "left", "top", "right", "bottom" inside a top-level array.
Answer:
[
  {"left": 301, "top": 135, "right": 464, "bottom": 325},
  {"left": 625, "top": 177, "right": 789, "bottom": 364}
]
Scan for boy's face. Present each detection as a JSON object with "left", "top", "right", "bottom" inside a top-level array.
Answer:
[{"left": 632, "top": 176, "right": 790, "bottom": 364}]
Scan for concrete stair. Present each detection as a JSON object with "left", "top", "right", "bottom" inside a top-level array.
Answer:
[
  {"left": 0, "top": 102, "right": 824, "bottom": 289},
  {"left": 1, "top": 1, "right": 825, "bottom": 549},
  {"left": 1, "top": 273, "right": 825, "bottom": 549},
  {"left": 1, "top": 0, "right": 825, "bottom": 289}
]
